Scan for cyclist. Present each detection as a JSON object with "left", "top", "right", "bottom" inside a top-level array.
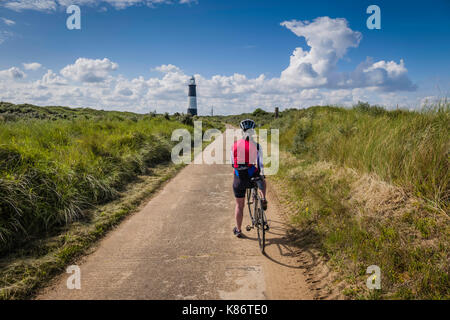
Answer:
[{"left": 231, "top": 119, "right": 267, "bottom": 238}]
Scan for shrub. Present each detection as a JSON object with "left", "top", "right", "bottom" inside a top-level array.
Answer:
[
  {"left": 253, "top": 108, "right": 268, "bottom": 116},
  {"left": 291, "top": 118, "right": 313, "bottom": 155},
  {"left": 353, "top": 101, "right": 387, "bottom": 116},
  {"left": 179, "top": 114, "right": 193, "bottom": 126}
]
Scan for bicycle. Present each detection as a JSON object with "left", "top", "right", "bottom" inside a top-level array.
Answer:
[{"left": 245, "top": 176, "right": 269, "bottom": 253}]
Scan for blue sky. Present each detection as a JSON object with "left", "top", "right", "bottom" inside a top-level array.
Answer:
[{"left": 0, "top": 0, "right": 449, "bottom": 114}]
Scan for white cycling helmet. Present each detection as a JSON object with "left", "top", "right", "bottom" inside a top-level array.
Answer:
[{"left": 240, "top": 119, "right": 256, "bottom": 132}]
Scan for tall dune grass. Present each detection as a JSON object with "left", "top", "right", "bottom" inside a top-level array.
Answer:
[
  {"left": 0, "top": 115, "right": 191, "bottom": 253},
  {"left": 269, "top": 102, "right": 449, "bottom": 213},
  {"left": 263, "top": 101, "right": 449, "bottom": 299},
  {"left": 220, "top": 102, "right": 449, "bottom": 298}
]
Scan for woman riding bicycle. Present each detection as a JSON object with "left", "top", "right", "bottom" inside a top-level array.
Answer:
[{"left": 231, "top": 119, "right": 267, "bottom": 238}]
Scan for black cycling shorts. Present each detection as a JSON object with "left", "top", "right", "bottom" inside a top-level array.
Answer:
[{"left": 232, "top": 168, "right": 261, "bottom": 198}]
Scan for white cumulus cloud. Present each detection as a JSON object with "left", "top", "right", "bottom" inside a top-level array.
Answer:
[
  {"left": 37, "top": 69, "right": 68, "bottom": 86},
  {"left": 153, "top": 64, "right": 182, "bottom": 74},
  {"left": 0, "top": 17, "right": 422, "bottom": 113},
  {"left": 60, "top": 57, "right": 118, "bottom": 83},
  {"left": 0, "top": 67, "right": 26, "bottom": 79},
  {"left": 280, "top": 17, "right": 362, "bottom": 87},
  {"left": 23, "top": 62, "right": 42, "bottom": 70},
  {"left": 279, "top": 17, "right": 416, "bottom": 92}
]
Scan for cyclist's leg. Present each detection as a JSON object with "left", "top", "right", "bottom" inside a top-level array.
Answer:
[
  {"left": 233, "top": 174, "right": 247, "bottom": 233},
  {"left": 257, "top": 179, "right": 267, "bottom": 199},
  {"left": 253, "top": 170, "right": 268, "bottom": 210},
  {"left": 254, "top": 170, "right": 267, "bottom": 200},
  {"left": 235, "top": 197, "right": 245, "bottom": 232}
]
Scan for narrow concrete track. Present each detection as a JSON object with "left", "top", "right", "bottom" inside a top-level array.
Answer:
[{"left": 37, "top": 131, "right": 313, "bottom": 300}]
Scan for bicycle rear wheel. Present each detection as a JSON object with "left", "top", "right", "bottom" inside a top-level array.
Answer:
[
  {"left": 246, "top": 188, "right": 254, "bottom": 227},
  {"left": 255, "top": 197, "right": 265, "bottom": 253}
]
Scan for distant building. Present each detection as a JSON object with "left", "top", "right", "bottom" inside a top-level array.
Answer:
[{"left": 187, "top": 76, "right": 197, "bottom": 116}]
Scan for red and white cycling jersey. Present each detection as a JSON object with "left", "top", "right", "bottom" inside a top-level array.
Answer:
[{"left": 230, "top": 138, "right": 264, "bottom": 176}]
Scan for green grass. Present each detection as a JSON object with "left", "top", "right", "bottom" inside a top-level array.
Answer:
[
  {"left": 2, "top": 100, "right": 448, "bottom": 299},
  {"left": 267, "top": 102, "right": 449, "bottom": 213},
  {"left": 0, "top": 164, "right": 181, "bottom": 299},
  {"left": 0, "top": 103, "right": 223, "bottom": 254},
  {"left": 0, "top": 116, "right": 182, "bottom": 253},
  {"left": 262, "top": 101, "right": 449, "bottom": 299},
  {"left": 0, "top": 102, "right": 224, "bottom": 299},
  {"left": 0, "top": 101, "right": 140, "bottom": 122}
]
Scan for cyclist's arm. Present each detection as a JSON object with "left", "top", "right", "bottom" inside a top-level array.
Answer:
[
  {"left": 230, "top": 145, "right": 234, "bottom": 168},
  {"left": 257, "top": 146, "right": 264, "bottom": 176}
]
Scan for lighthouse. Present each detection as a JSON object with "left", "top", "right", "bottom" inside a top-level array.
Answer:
[{"left": 187, "top": 76, "right": 197, "bottom": 116}]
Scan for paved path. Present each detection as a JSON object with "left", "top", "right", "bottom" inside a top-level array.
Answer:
[{"left": 37, "top": 131, "right": 312, "bottom": 300}]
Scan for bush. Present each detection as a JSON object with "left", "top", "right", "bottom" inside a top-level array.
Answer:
[
  {"left": 253, "top": 108, "right": 268, "bottom": 116},
  {"left": 179, "top": 114, "right": 193, "bottom": 126},
  {"left": 291, "top": 118, "right": 313, "bottom": 154},
  {"left": 353, "top": 101, "right": 387, "bottom": 116}
]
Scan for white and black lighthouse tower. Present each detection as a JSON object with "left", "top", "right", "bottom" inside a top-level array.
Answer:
[{"left": 187, "top": 76, "right": 197, "bottom": 116}]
